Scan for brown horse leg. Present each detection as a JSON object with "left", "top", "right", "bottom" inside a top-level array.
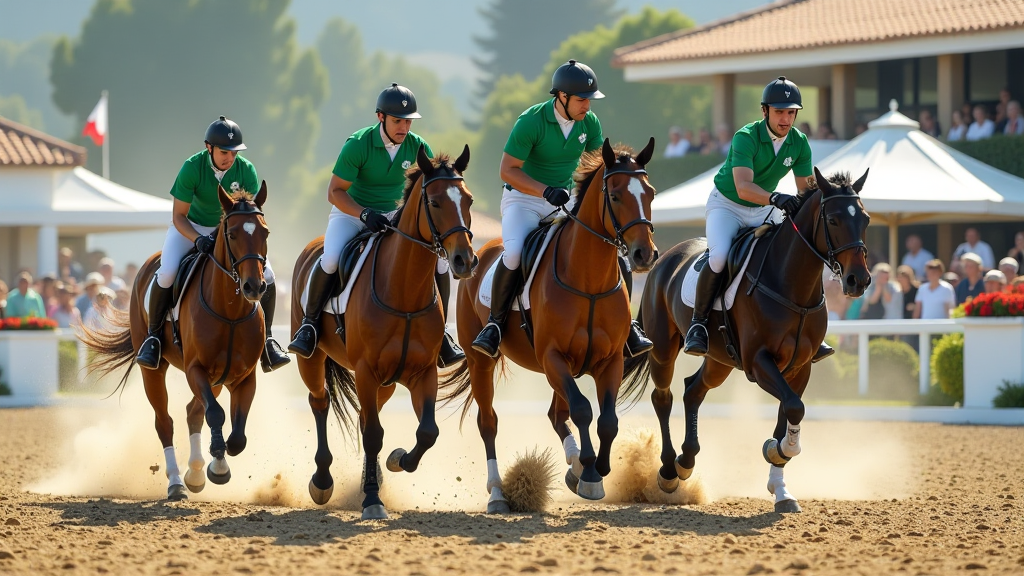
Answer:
[
  {"left": 226, "top": 369, "right": 257, "bottom": 457},
  {"left": 679, "top": 358, "right": 732, "bottom": 479},
  {"left": 183, "top": 397, "right": 206, "bottom": 493},
  {"left": 467, "top": 349, "right": 509, "bottom": 514},
  {"left": 355, "top": 366, "right": 387, "bottom": 520},
  {"left": 542, "top": 353, "right": 603, "bottom": 500},
  {"left": 548, "top": 392, "right": 586, "bottom": 494},
  {"left": 296, "top": 349, "right": 335, "bottom": 505},
  {"left": 141, "top": 363, "right": 186, "bottom": 500},
  {"left": 761, "top": 363, "right": 811, "bottom": 513},
  {"left": 649, "top": 315, "right": 681, "bottom": 491},
  {"left": 386, "top": 369, "right": 439, "bottom": 474},
  {"left": 751, "top": 349, "right": 806, "bottom": 428},
  {"left": 187, "top": 365, "right": 231, "bottom": 485},
  {"left": 593, "top": 357, "right": 624, "bottom": 478}
]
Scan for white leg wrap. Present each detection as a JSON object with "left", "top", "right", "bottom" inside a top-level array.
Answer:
[
  {"left": 164, "top": 446, "right": 182, "bottom": 487},
  {"left": 188, "top": 433, "right": 204, "bottom": 471},
  {"left": 781, "top": 422, "right": 801, "bottom": 459},
  {"left": 210, "top": 457, "right": 229, "bottom": 475},
  {"left": 488, "top": 486, "right": 506, "bottom": 504},
  {"left": 562, "top": 435, "right": 580, "bottom": 465},
  {"left": 767, "top": 465, "right": 795, "bottom": 504},
  {"left": 486, "top": 459, "right": 502, "bottom": 493}
]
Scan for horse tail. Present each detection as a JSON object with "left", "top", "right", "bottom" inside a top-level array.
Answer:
[
  {"left": 323, "top": 356, "right": 360, "bottom": 441},
  {"left": 619, "top": 301, "right": 652, "bottom": 409},
  {"left": 77, "top": 309, "right": 136, "bottom": 398},
  {"left": 438, "top": 357, "right": 474, "bottom": 428}
]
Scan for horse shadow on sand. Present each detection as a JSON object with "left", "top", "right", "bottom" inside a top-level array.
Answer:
[{"left": 34, "top": 498, "right": 201, "bottom": 528}]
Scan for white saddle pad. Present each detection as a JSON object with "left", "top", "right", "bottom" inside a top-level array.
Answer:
[
  {"left": 145, "top": 256, "right": 204, "bottom": 322},
  {"left": 681, "top": 238, "right": 758, "bottom": 311},
  {"left": 479, "top": 221, "right": 560, "bottom": 312},
  {"left": 300, "top": 235, "right": 377, "bottom": 316}
]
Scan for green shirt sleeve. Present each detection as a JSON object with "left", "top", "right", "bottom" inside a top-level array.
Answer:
[
  {"left": 729, "top": 131, "right": 757, "bottom": 170},
  {"left": 170, "top": 158, "right": 198, "bottom": 203},
  {"left": 422, "top": 138, "right": 434, "bottom": 159},
  {"left": 793, "top": 136, "right": 813, "bottom": 177},
  {"left": 333, "top": 136, "right": 366, "bottom": 182},
  {"left": 241, "top": 160, "right": 259, "bottom": 195},
  {"left": 503, "top": 113, "right": 539, "bottom": 161},
  {"left": 585, "top": 114, "right": 603, "bottom": 152}
]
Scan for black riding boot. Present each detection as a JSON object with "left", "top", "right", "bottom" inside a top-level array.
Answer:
[
  {"left": 288, "top": 261, "right": 337, "bottom": 359},
  {"left": 435, "top": 270, "right": 465, "bottom": 367},
  {"left": 136, "top": 283, "right": 173, "bottom": 370},
  {"left": 682, "top": 263, "right": 725, "bottom": 357},
  {"left": 260, "top": 283, "right": 291, "bottom": 373},
  {"left": 812, "top": 342, "right": 835, "bottom": 363},
  {"left": 471, "top": 260, "right": 523, "bottom": 358},
  {"left": 619, "top": 257, "right": 653, "bottom": 358}
]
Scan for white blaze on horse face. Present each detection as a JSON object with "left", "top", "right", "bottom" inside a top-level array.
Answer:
[
  {"left": 243, "top": 222, "right": 256, "bottom": 236},
  {"left": 628, "top": 177, "right": 648, "bottom": 219},
  {"left": 447, "top": 185, "right": 466, "bottom": 228},
  {"left": 847, "top": 205, "right": 855, "bottom": 217}
]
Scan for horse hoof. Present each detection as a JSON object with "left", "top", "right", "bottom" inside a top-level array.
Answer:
[
  {"left": 487, "top": 499, "right": 511, "bottom": 514},
  {"left": 167, "top": 484, "right": 188, "bottom": 501},
  {"left": 184, "top": 469, "right": 205, "bottom": 493},
  {"left": 308, "top": 478, "right": 334, "bottom": 505},
  {"left": 386, "top": 448, "right": 407, "bottom": 473},
  {"left": 577, "top": 478, "right": 605, "bottom": 501},
  {"left": 775, "top": 499, "right": 802, "bottom": 513},
  {"left": 564, "top": 468, "right": 580, "bottom": 494},
  {"left": 674, "top": 460, "right": 694, "bottom": 481},
  {"left": 361, "top": 505, "right": 389, "bottom": 520},
  {"left": 207, "top": 462, "right": 231, "bottom": 485},
  {"left": 657, "top": 471, "right": 679, "bottom": 493}
]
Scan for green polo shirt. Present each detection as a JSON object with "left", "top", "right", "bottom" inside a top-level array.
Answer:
[
  {"left": 503, "top": 99, "right": 603, "bottom": 189},
  {"left": 170, "top": 150, "right": 259, "bottom": 227},
  {"left": 713, "top": 120, "right": 812, "bottom": 207},
  {"left": 332, "top": 124, "right": 433, "bottom": 211}
]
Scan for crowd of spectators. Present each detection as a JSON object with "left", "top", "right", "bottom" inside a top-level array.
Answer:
[
  {"left": 0, "top": 247, "right": 136, "bottom": 332},
  {"left": 946, "top": 88, "right": 1024, "bottom": 142}
]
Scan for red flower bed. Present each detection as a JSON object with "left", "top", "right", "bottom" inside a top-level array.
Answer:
[
  {"left": 963, "top": 284, "right": 1024, "bottom": 317},
  {"left": 0, "top": 316, "right": 59, "bottom": 330}
]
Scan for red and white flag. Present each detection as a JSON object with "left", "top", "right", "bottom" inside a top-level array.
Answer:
[{"left": 82, "top": 93, "right": 108, "bottom": 146}]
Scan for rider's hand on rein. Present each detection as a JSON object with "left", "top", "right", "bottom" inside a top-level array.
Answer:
[
  {"left": 194, "top": 234, "right": 215, "bottom": 254},
  {"left": 543, "top": 186, "right": 570, "bottom": 207},
  {"left": 360, "top": 208, "right": 390, "bottom": 233},
  {"left": 769, "top": 192, "right": 802, "bottom": 217}
]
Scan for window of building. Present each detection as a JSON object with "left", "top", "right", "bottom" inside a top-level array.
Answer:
[{"left": 968, "top": 50, "right": 1007, "bottom": 102}]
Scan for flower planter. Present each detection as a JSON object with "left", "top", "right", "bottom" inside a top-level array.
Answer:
[
  {"left": 954, "top": 317, "right": 1024, "bottom": 408},
  {"left": 0, "top": 330, "right": 59, "bottom": 400}
]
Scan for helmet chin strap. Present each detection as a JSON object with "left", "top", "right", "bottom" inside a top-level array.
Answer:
[
  {"left": 557, "top": 93, "right": 574, "bottom": 122},
  {"left": 763, "top": 106, "right": 797, "bottom": 139},
  {"left": 380, "top": 115, "right": 401, "bottom": 146}
]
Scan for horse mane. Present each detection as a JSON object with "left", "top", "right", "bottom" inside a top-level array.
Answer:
[
  {"left": 800, "top": 171, "right": 856, "bottom": 200},
  {"left": 571, "top": 144, "right": 636, "bottom": 216},
  {"left": 220, "top": 190, "right": 260, "bottom": 224}
]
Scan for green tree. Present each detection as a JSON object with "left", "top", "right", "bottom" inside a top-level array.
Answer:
[
  {"left": 473, "top": 0, "right": 621, "bottom": 102},
  {"left": 0, "top": 37, "right": 73, "bottom": 135},
  {"left": 0, "top": 94, "right": 44, "bottom": 129}
]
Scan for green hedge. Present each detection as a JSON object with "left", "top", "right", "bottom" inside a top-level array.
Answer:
[
  {"left": 930, "top": 333, "right": 964, "bottom": 403},
  {"left": 946, "top": 134, "right": 1024, "bottom": 179},
  {"left": 644, "top": 152, "right": 726, "bottom": 193},
  {"left": 993, "top": 381, "right": 1024, "bottom": 408}
]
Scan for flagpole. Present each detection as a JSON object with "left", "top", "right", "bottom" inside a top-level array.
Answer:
[{"left": 101, "top": 90, "right": 109, "bottom": 180}]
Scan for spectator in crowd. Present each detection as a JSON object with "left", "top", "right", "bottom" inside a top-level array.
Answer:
[
  {"left": 896, "top": 265, "right": 921, "bottom": 349},
  {"left": 915, "top": 259, "right": 956, "bottom": 319},
  {"left": 961, "top": 102, "right": 974, "bottom": 123},
  {"left": 58, "top": 247, "right": 84, "bottom": 283},
  {"left": 854, "top": 123, "right": 868, "bottom": 136},
  {"left": 98, "top": 257, "right": 127, "bottom": 292},
  {"left": 75, "top": 272, "right": 104, "bottom": 318},
  {"left": 952, "top": 227, "right": 995, "bottom": 269},
  {"left": 1008, "top": 231, "right": 1024, "bottom": 262},
  {"left": 38, "top": 274, "right": 59, "bottom": 317},
  {"left": 6, "top": 272, "right": 46, "bottom": 318},
  {"left": 113, "top": 287, "right": 130, "bottom": 311},
  {"left": 814, "top": 122, "right": 837, "bottom": 140},
  {"left": 0, "top": 279, "right": 7, "bottom": 319},
  {"left": 664, "top": 126, "right": 690, "bottom": 158},
  {"left": 999, "top": 257, "right": 1019, "bottom": 281},
  {"left": 715, "top": 123, "right": 731, "bottom": 155},
  {"left": 943, "top": 271, "right": 961, "bottom": 289},
  {"left": 901, "top": 234, "right": 934, "bottom": 280},
  {"left": 860, "top": 263, "right": 903, "bottom": 319},
  {"left": 947, "top": 109, "right": 967, "bottom": 141},
  {"left": 123, "top": 263, "right": 139, "bottom": 288},
  {"left": 798, "top": 121, "right": 812, "bottom": 136},
  {"left": 1013, "top": 276, "right": 1024, "bottom": 289},
  {"left": 51, "top": 284, "right": 81, "bottom": 328},
  {"left": 918, "top": 109, "right": 941, "bottom": 138},
  {"left": 824, "top": 272, "right": 848, "bottom": 321},
  {"left": 697, "top": 127, "right": 715, "bottom": 155},
  {"left": 84, "top": 287, "right": 117, "bottom": 333},
  {"left": 955, "top": 253, "right": 985, "bottom": 304},
  {"left": 1004, "top": 101, "right": 1024, "bottom": 136},
  {"left": 994, "top": 87, "right": 1012, "bottom": 133},
  {"left": 983, "top": 269, "right": 1007, "bottom": 293},
  {"left": 965, "top": 104, "right": 995, "bottom": 141}
]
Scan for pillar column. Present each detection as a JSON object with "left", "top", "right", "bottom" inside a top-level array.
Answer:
[
  {"left": 831, "top": 64, "right": 856, "bottom": 139},
  {"left": 37, "top": 225, "right": 58, "bottom": 278},
  {"left": 712, "top": 73, "right": 735, "bottom": 133},
  {"left": 937, "top": 54, "right": 965, "bottom": 136},
  {"left": 817, "top": 85, "right": 832, "bottom": 132}
]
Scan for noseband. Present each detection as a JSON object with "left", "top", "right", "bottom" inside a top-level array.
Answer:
[
  {"left": 387, "top": 171, "right": 473, "bottom": 259},
  {"left": 561, "top": 163, "right": 655, "bottom": 256},
  {"left": 789, "top": 193, "right": 867, "bottom": 278},
  {"left": 208, "top": 202, "right": 267, "bottom": 294}
]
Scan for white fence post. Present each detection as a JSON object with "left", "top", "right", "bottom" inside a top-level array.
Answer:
[
  {"left": 919, "top": 331, "right": 931, "bottom": 396},
  {"left": 858, "top": 332, "right": 870, "bottom": 395}
]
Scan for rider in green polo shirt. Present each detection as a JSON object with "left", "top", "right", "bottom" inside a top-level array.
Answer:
[
  {"left": 682, "top": 77, "right": 833, "bottom": 363},
  {"left": 288, "top": 83, "right": 464, "bottom": 367},
  {"left": 136, "top": 116, "right": 291, "bottom": 373},
  {"left": 470, "top": 59, "right": 652, "bottom": 359}
]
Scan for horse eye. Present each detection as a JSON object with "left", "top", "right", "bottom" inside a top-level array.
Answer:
[
  {"left": 429, "top": 200, "right": 440, "bottom": 208},
  {"left": 611, "top": 194, "right": 621, "bottom": 203},
  {"left": 827, "top": 216, "right": 838, "bottom": 226}
]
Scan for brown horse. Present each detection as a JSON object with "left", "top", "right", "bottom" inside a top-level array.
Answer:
[
  {"left": 80, "top": 185, "right": 271, "bottom": 501},
  {"left": 449, "top": 139, "right": 658, "bottom": 512},
  {"left": 290, "top": 145, "right": 477, "bottom": 519},
  {"left": 623, "top": 167, "right": 871, "bottom": 512}
]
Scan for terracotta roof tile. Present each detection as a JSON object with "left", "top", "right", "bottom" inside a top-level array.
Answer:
[
  {"left": 0, "top": 116, "right": 87, "bottom": 168},
  {"left": 614, "top": 0, "right": 1024, "bottom": 66}
]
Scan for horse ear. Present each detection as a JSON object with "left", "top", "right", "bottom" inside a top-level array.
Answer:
[
  {"left": 254, "top": 180, "right": 268, "bottom": 209},
  {"left": 415, "top": 144, "right": 433, "bottom": 176},
  {"left": 635, "top": 137, "right": 656, "bottom": 167},
  {"left": 813, "top": 166, "right": 833, "bottom": 195},
  {"left": 601, "top": 138, "right": 616, "bottom": 169},
  {"left": 852, "top": 168, "right": 869, "bottom": 193},
  {"left": 453, "top": 144, "right": 470, "bottom": 174},
  {"left": 218, "top": 184, "right": 233, "bottom": 213}
]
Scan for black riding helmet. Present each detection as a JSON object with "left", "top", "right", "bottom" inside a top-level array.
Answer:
[
  {"left": 205, "top": 116, "right": 246, "bottom": 151},
  {"left": 376, "top": 83, "right": 421, "bottom": 145},
  {"left": 761, "top": 76, "right": 803, "bottom": 110},
  {"left": 550, "top": 60, "right": 604, "bottom": 121}
]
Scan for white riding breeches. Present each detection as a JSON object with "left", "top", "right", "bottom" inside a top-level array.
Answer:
[
  {"left": 704, "top": 189, "right": 781, "bottom": 274},
  {"left": 499, "top": 186, "right": 571, "bottom": 270},
  {"left": 156, "top": 220, "right": 275, "bottom": 289},
  {"left": 319, "top": 206, "right": 449, "bottom": 275}
]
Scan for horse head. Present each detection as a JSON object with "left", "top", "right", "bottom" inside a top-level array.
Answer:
[
  {"left": 594, "top": 137, "right": 658, "bottom": 272},
  {"left": 217, "top": 181, "right": 269, "bottom": 302},
  {"left": 810, "top": 167, "right": 871, "bottom": 297},
  {"left": 410, "top": 144, "right": 478, "bottom": 279}
]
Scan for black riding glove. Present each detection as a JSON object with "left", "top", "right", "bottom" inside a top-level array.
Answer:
[
  {"left": 360, "top": 208, "right": 390, "bottom": 233},
  {"left": 194, "top": 234, "right": 215, "bottom": 254},
  {"left": 769, "top": 192, "right": 802, "bottom": 217},
  {"left": 542, "top": 186, "right": 570, "bottom": 207}
]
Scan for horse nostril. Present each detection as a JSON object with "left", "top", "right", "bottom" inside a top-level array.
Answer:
[
  {"left": 452, "top": 254, "right": 465, "bottom": 271},
  {"left": 846, "top": 274, "right": 857, "bottom": 287}
]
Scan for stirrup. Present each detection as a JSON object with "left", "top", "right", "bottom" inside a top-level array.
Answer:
[
  {"left": 261, "top": 337, "right": 291, "bottom": 372},
  {"left": 438, "top": 331, "right": 465, "bottom": 368},
  {"left": 287, "top": 322, "right": 319, "bottom": 359},
  {"left": 625, "top": 321, "right": 653, "bottom": 358},
  {"left": 682, "top": 322, "right": 709, "bottom": 356},
  {"left": 471, "top": 322, "right": 502, "bottom": 358},
  {"left": 136, "top": 335, "right": 163, "bottom": 370},
  {"left": 811, "top": 342, "right": 835, "bottom": 364}
]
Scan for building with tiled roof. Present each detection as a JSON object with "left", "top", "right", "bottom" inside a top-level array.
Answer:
[
  {"left": 0, "top": 117, "right": 87, "bottom": 167},
  {"left": 614, "top": 0, "right": 1024, "bottom": 139}
]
